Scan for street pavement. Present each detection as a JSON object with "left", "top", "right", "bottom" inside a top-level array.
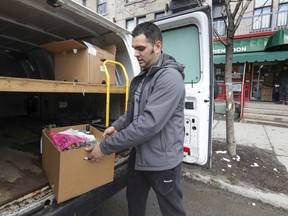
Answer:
[
  {"left": 183, "top": 117, "right": 288, "bottom": 211},
  {"left": 213, "top": 119, "right": 288, "bottom": 172},
  {"left": 92, "top": 117, "right": 288, "bottom": 215}
]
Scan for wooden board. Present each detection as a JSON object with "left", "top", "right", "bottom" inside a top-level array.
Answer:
[{"left": 0, "top": 76, "right": 126, "bottom": 94}]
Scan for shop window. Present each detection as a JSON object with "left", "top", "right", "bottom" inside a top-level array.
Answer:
[
  {"left": 215, "top": 67, "right": 225, "bottom": 81},
  {"left": 252, "top": 0, "right": 272, "bottom": 31},
  {"left": 251, "top": 64, "right": 266, "bottom": 100},
  {"left": 277, "top": 0, "right": 288, "bottom": 27},
  {"left": 214, "top": 64, "right": 246, "bottom": 101},
  {"left": 97, "top": 0, "right": 107, "bottom": 15}
]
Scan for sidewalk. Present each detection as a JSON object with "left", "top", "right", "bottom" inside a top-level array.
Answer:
[
  {"left": 183, "top": 117, "right": 288, "bottom": 211},
  {"left": 213, "top": 119, "right": 288, "bottom": 172}
]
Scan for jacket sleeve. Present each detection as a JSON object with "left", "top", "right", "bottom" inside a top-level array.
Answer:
[
  {"left": 111, "top": 112, "right": 127, "bottom": 132},
  {"left": 100, "top": 68, "right": 185, "bottom": 155}
]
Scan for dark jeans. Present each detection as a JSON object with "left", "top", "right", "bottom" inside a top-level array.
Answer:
[
  {"left": 126, "top": 148, "right": 186, "bottom": 216},
  {"left": 279, "top": 83, "right": 288, "bottom": 101}
]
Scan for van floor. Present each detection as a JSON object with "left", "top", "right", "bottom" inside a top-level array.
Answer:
[{"left": 0, "top": 117, "right": 48, "bottom": 206}]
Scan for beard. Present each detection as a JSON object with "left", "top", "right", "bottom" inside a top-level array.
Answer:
[{"left": 138, "top": 48, "right": 156, "bottom": 69}]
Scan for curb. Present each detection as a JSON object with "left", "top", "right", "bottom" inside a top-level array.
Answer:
[{"left": 182, "top": 167, "right": 288, "bottom": 211}]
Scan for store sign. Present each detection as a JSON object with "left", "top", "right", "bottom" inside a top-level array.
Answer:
[
  {"left": 213, "top": 36, "right": 270, "bottom": 54},
  {"left": 214, "top": 47, "right": 247, "bottom": 54},
  {"left": 233, "top": 84, "right": 242, "bottom": 92}
]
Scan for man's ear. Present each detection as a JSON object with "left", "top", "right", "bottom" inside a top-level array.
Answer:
[{"left": 154, "top": 40, "right": 162, "bottom": 54}]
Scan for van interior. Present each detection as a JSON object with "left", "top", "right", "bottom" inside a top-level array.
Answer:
[{"left": 0, "top": 0, "right": 133, "bottom": 206}]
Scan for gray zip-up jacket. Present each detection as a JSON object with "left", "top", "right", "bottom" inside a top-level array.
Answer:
[{"left": 100, "top": 53, "right": 185, "bottom": 171}]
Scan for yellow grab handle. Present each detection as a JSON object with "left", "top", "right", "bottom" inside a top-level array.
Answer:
[{"left": 103, "top": 60, "right": 129, "bottom": 127}]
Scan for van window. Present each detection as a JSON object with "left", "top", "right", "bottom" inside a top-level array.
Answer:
[{"left": 162, "top": 25, "right": 201, "bottom": 84}]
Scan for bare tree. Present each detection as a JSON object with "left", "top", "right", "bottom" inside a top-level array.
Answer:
[{"left": 214, "top": 0, "right": 252, "bottom": 156}]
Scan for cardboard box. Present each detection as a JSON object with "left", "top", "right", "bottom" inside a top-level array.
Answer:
[
  {"left": 261, "top": 87, "right": 273, "bottom": 101},
  {"left": 264, "top": 73, "right": 274, "bottom": 87},
  {"left": 42, "top": 124, "right": 115, "bottom": 203},
  {"left": 41, "top": 40, "right": 116, "bottom": 84}
]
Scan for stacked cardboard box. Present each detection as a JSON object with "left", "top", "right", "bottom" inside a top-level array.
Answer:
[
  {"left": 261, "top": 87, "right": 273, "bottom": 101},
  {"left": 41, "top": 40, "right": 116, "bottom": 84}
]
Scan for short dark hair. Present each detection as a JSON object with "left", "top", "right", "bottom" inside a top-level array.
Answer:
[{"left": 132, "top": 22, "right": 162, "bottom": 45}]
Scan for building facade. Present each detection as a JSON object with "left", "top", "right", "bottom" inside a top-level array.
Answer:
[
  {"left": 213, "top": 0, "right": 288, "bottom": 103},
  {"left": 73, "top": 0, "right": 173, "bottom": 30},
  {"left": 73, "top": 0, "right": 288, "bottom": 103}
]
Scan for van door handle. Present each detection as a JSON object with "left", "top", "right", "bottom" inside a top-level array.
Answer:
[{"left": 204, "top": 100, "right": 209, "bottom": 103}]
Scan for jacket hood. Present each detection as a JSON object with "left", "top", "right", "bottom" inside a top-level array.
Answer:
[
  {"left": 139, "top": 53, "right": 185, "bottom": 79},
  {"left": 155, "top": 53, "right": 185, "bottom": 79}
]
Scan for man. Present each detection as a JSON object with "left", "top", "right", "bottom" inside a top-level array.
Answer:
[
  {"left": 278, "top": 71, "right": 288, "bottom": 104},
  {"left": 86, "top": 22, "right": 186, "bottom": 216}
]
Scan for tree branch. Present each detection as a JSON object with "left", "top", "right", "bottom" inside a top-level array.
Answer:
[
  {"left": 235, "top": 0, "right": 252, "bottom": 30},
  {"left": 232, "top": 0, "right": 243, "bottom": 19},
  {"left": 226, "top": 0, "right": 233, "bottom": 21},
  {"left": 213, "top": 26, "right": 227, "bottom": 47}
]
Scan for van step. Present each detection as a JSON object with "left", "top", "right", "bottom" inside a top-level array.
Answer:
[{"left": 0, "top": 186, "right": 54, "bottom": 216}]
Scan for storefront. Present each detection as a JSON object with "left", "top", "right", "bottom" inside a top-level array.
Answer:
[{"left": 213, "top": 29, "right": 288, "bottom": 103}]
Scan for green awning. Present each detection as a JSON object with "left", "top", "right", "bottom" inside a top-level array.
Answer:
[
  {"left": 265, "top": 29, "right": 288, "bottom": 51},
  {"left": 214, "top": 37, "right": 269, "bottom": 54},
  {"left": 214, "top": 50, "right": 288, "bottom": 64}
]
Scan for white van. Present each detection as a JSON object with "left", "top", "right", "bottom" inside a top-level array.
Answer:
[{"left": 0, "top": 0, "right": 214, "bottom": 215}]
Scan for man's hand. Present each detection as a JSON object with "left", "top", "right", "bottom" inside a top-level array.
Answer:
[
  {"left": 103, "top": 126, "right": 118, "bottom": 139},
  {"left": 85, "top": 143, "right": 105, "bottom": 162},
  {"left": 84, "top": 126, "right": 118, "bottom": 161}
]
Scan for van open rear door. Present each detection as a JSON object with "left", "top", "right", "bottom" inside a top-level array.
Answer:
[{"left": 155, "top": 6, "right": 214, "bottom": 167}]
